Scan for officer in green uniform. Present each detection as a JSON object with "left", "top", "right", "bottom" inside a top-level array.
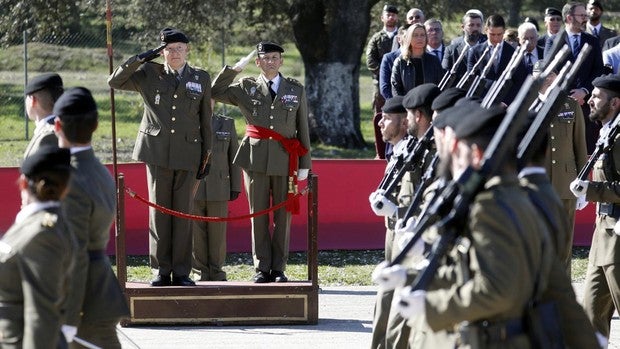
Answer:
[
  {"left": 23, "top": 73, "right": 64, "bottom": 158},
  {"left": 108, "top": 28, "right": 213, "bottom": 287},
  {"left": 571, "top": 74, "right": 620, "bottom": 342},
  {"left": 0, "top": 145, "right": 73, "bottom": 349},
  {"left": 54, "top": 87, "right": 129, "bottom": 348},
  {"left": 192, "top": 114, "right": 241, "bottom": 281},
  {"left": 211, "top": 41, "right": 312, "bottom": 283}
]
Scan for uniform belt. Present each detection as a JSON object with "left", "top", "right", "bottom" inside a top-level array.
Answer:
[
  {"left": 461, "top": 318, "right": 525, "bottom": 343},
  {"left": 88, "top": 249, "right": 106, "bottom": 261},
  {"left": 598, "top": 203, "right": 620, "bottom": 219}
]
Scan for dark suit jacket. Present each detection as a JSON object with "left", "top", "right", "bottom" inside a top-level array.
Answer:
[
  {"left": 544, "top": 29, "right": 604, "bottom": 93},
  {"left": 391, "top": 52, "right": 445, "bottom": 96},
  {"left": 587, "top": 24, "right": 617, "bottom": 49},
  {"left": 442, "top": 35, "right": 486, "bottom": 83},
  {"left": 379, "top": 50, "right": 400, "bottom": 99}
]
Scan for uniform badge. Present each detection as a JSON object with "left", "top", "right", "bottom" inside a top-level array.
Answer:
[
  {"left": 194, "top": 74, "right": 199, "bottom": 80},
  {"left": 155, "top": 93, "right": 160, "bottom": 105},
  {"left": 41, "top": 213, "right": 58, "bottom": 228},
  {"left": 250, "top": 86, "right": 257, "bottom": 97},
  {"left": 186, "top": 81, "right": 203, "bottom": 95},
  {"left": 281, "top": 94, "right": 299, "bottom": 109}
]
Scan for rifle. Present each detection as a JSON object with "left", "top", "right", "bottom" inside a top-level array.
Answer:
[
  {"left": 517, "top": 44, "right": 590, "bottom": 164},
  {"left": 395, "top": 153, "right": 440, "bottom": 230},
  {"left": 376, "top": 137, "right": 417, "bottom": 190},
  {"left": 480, "top": 41, "right": 529, "bottom": 107},
  {"left": 526, "top": 46, "right": 571, "bottom": 113},
  {"left": 466, "top": 44, "right": 501, "bottom": 99},
  {"left": 456, "top": 46, "right": 491, "bottom": 91},
  {"left": 575, "top": 112, "right": 620, "bottom": 183},
  {"left": 438, "top": 46, "right": 470, "bottom": 91}
]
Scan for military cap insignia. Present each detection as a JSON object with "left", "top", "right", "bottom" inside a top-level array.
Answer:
[{"left": 41, "top": 213, "right": 58, "bottom": 228}]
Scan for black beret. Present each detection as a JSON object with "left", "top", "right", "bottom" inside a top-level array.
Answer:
[
  {"left": 382, "top": 96, "right": 406, "bottom": 114},
  {"left": 592, "top": 74, "right": 620, "bottom": 93},
  {"left": 431, "top": 88, "right": 466, "bottom": 112},
  {"left": 25, "top": 73, "right": 63, "bottom": 95},
  {"left": 383, "top": 4, "right": 399, "bottom": 14},
  {"left": 545, "top": 7, "right": 561, "bottom": 17},
  {"left": 257, "top": 41, "right": 284, "bottom": 54},
  {"left": 53, "top": 87, "right": 97, "bottom": 118},
  {"left": 160, "top": 28, "right": 189, "bottom": 44},
  {"left": 21, "top": 145, "right": 72, "bottom": 178},
  {"left": 403, "top": 83, "right": 441, "bottom": 110},
  {"left": 451, "top": 102, "right": 506, "bottom": 140}
]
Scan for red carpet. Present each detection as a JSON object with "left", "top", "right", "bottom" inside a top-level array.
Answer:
[{"left": 0, "top": 160, "right": 594, "bottom": 254}]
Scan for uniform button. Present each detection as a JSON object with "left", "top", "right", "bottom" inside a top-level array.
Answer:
[
  {"left": 550, "top": 124, "right": 554, "bottom": 128},
  {"left": 174, "top": 94, "right": 178, "bottom": 98},
  {"left": 269, "top": 125, "right": 274, "bottom": 129},
  {"left": 551, "top": 136, "right": 555, "bottom": 140},
  {"left": 194, "top": 139, "right": 198, "bottom": 142},
  {"left": 270, "top": 116, "right": 274, "bottom": 119},
  {"left": 172, "top": 106, "right": 176, "bottom": 110},
  {"left": 269, "top": 136, "right": 273, "bottom": 140},
  {"left": 171, "top": 129, "right": 175, "bottom": 134},
  {"left": 270, "top": 105, "right": 275, "bottom": 110},
  {"left": 567, "top": 121, "right": 571, "bottom": 124},
  {"left": 172, "top": 117, "right": 176, "bottom": 121},
  {"left": 552, "top": 148, "right": 556, "bottom": 152},
  {"left": 552, "top": 160, "right": 556, "bottom": 164}
]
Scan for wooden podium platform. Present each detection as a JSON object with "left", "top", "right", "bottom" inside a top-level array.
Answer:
[{"left": 115, "top": 175, "right": 320, "bottom": 326}]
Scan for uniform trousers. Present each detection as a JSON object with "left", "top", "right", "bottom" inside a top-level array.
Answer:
[
  {"left": 146, "top": 163, "right": 196, "bottom": 277},
  {"left": 244, "top": 170, "right": 291, "bottom": 273},
  {"left": 583, "top": 262, "right": 620, "bottom": 337},
  {"left": 192, "top": 200, "right": 228, "bottom": 281},
  {"left": 561, "top": 198, "right": 577, "bottom": 275},
  {"left": 70, "top": 319, "right": 121, "bottom": 349}
]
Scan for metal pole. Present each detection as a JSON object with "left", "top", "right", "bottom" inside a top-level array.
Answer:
[{"left": 23, "top": 30, "right": 28, "bottom": 140}]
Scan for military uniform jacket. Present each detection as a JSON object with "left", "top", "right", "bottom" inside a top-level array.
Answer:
[
  {"left": 544, "top": 97, "right": 588, "bottom": 199},
  {"left": 424, "top": 175, "right": 548, "bottom": 346},
  {"left": 62, "top": 148, "right": 128, "bottom": 326},
  {"left": 23, "top": 118, "right": 57, "bottom": 159},
  {"left": 391, "top": 53, "right": 445, "bottom": 96},
  {"left": 108, "top": 56, "right": 212, "bottom": 171},
  {"left": 586, "top": 133, "right": 620, "bottom": 266},
  {"left": 366, "top": 30, "right": 396, "bottom": 79},
  {"left": 211, "top": 66, "right": 312, "bottom": 176},
  {"left": 195, "top": 114, "right": 241, "bottom": 201},
  {"left": 0, "top": 206, "right": 73, "bottom": 348}
]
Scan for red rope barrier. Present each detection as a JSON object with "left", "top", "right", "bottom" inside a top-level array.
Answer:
[{"left": 125, "top": 187, "right": 309, "bottom": 222}]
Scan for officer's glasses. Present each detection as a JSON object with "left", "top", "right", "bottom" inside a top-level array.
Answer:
[{"left": 165, "top": 46, "right": 187, "bottom": 54}]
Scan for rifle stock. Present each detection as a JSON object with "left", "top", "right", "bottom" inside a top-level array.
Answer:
[
  {"left": 466, "top": 44, "right": 500, "bottom": 98},
  {"left": 480, "top": 42, "right": 528, "bottom": 107},
  {"left": 456, "top": 46, "right": 490, "bottom": 90},
  {"left": 439, "top": 46, "right": 470, "bottom": 90}
]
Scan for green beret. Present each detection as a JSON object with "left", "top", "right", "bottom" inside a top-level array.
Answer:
[
  {"left": 25, "top": 73, "right": 63, "bottom": 96},
  {"left": 21, "top": 145, "right": 72, "bottom": 178},
  {"left": 382, "top": 96, "right": 406, "bottom": 114},
  {"left": 53, "top": 87, "right": 97, "bottom": 118},
  {"left": 403, "top": 83, "right": 441, "bottom": 110},
  {"left": 160, "top": 28, "right": 189, "bottom": 44},
  {"left": 257, "top": 41, "right": 284, "bottom": 54},
  {"left": 431, "top": 88, "right": 466, "bottom": 112},
  {"left": 592, "top": 74, "right": 620, "bottom": 93}
]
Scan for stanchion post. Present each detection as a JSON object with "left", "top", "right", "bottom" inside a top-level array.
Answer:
[
  {"left": 115, "top": 173, "right": 127, "bottom": 290},
  {"left": 307, "top": 173, "right": 318, "bottom": 286}
]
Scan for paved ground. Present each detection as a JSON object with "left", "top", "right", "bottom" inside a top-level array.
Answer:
[{"left": 115, "top": 283, "right": 618, "bottom": 349}]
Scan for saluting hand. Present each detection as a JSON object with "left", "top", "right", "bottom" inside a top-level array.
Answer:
[{"left": 232, "top": 49, "right": 257, "bottom": 72}]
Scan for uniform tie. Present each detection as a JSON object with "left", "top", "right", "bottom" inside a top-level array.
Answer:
[
  {"left": 268, "top": 80, "right": 277, "bottom": 101},
  {"left": 525, "top": 52, "right": 533, "bottom": 74},
  {"left": 572, "top": 34, "right": 580, "bottom": 57}
]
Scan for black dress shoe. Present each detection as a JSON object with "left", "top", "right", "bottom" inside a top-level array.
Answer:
[
  {"left": 150, "top": 274, "right": 171, "bottom": 286},
  {"left": 172, "top": 275, "right": 196, "bottom": 286},
  {"left": 270, "top": 270, "right": 288, "bottom": 283},
  {"left": 253, "top": 271, "right": 271, "bottom": 283}
]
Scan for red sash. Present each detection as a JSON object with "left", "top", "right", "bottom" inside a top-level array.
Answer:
[{"left": 245, "top": 125, "right": 308, "bottom": 214}]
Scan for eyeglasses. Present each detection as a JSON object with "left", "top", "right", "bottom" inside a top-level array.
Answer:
[
  {"left": 164, "top": 46, "right": 186, "bottom": 53},
  {"left": 548, "top": 16, "right": 562, "bottom": 22},
  {"left": 572, "top": 13, "right": 589, "bottom": 18},
  {"left": 408, "top": 15, "right": 421, "bottom": 20}
]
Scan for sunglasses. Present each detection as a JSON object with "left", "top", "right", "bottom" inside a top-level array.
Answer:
[{"left": 408, "top": 15, "right": 421, "bottom": 20}]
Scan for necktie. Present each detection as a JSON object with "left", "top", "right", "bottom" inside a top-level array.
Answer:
[
  {"left": 268, "top": 81, "right": 277, "bottom": 101},
  {"left": 433, "top": 49, "right": 441, "bottom": 61},
  {"left": 173, "top": 70, "right": 181, "bottom": 87},
  {"left": 525, "top": 53, "right": 533, "bottom": 74},
  {"left": 572, "top": 35, "right": 580, "bottom": 57},
  {"left": 593, "top": 27, "right": 599, "bottom": 37}
]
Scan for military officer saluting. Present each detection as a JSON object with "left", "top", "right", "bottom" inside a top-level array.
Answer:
[
  {"left": 0, "top": 145, "right": 74, "bottom": 348},
  {"left": 211, "top": 41, "right": 312, "bottom": 283}
]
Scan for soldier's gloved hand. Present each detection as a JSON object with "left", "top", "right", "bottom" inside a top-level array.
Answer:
[
  {"left": 395, "top": 216, "right": 416, "bottom": 235},
  {"left": 232, "top": 49, "right": 257, "bottom": 71},
  {"left": 570, "top": 179, "right": 588, "bottom": 197},
  {"left": 137, "top": 43, "right": 167, "bottom": 63},
  {"left": 229, "top": 191, "right": 240, "bottom": 201},
  {"left": 196, "top": 163, "right": 210, "bottom": 180},
  {"left": 595, "top": 331, "right": 608, "bottom": 349},
  {"left": 372, "top": 261, "right": 407, "bottom": 291},
  {"left": 576, "top": 195, "right": 588, "bottom": 210},
  {"left": 61, "top": 325, "right": 77, "bottom": 343},
  {"left": 369, "top": 190, "right": 398, "bottom": 217},
  {"left": 396, "top": 286, "right": 426, "bottom": 319},
  {"left": 398, "top": 232, "right": 425, "bottom": 258},
  {"left": 298, "top": 169, "right": 309, "bottom": 181}
]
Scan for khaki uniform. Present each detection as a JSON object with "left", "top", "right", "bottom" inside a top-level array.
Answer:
[
  {"left": 211, "top": 66, "right": 311, "bottom": 273},
  {"left": 108, "top": 56, "right": 212, "bottom": 277},
  {"left": 0, "top": 206, "right": 73, "bottom": 349},
  {"left": 23, "top": 117, "right": 57, "bottom": 159},
  {"left": 192, "top": 114, "right": 241, "bottom": 281},
  {"left": 544, "top": 97, "right": 588, "bottom": 270},
  {"left": 63, "top": 149, "right": 129, "bottom": 349},
  {"left": 583, "top": 132, "right": 620, "bottom": 337}
]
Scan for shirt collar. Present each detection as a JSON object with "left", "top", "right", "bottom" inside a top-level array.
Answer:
[
  {"left": 15, "top": 201, "right": 60, "bottom": 224},
  {"left": 518, "top": 166, "right": 547, "bottom": 178}
]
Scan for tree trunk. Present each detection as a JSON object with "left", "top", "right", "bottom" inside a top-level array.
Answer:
[{"left": 289, "top": 0, "right": 380, "bottom": 148}]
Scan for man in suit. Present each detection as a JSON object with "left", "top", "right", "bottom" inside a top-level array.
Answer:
[
  {"left": 442, "top": 10, "right": 485, "bottom": 83},
  {"left": 570, "top": 74, "right": 620, "bottom": 342},
  {"left": 23, "top": 73, "right": 64, "bottom": 158},
  {"left": 586, "top": 0, "right": 617, "bottom": 49},
  {"left": 538, "top": 7, "right": 563, "bottom": 49},
  {"left": 108, "top": 28, "right": 213, "bottom": 287},
  {"left": 53, "top": 87, "right": 129, "bottom": 349},
  {"left": 192, "top": 113, "right": 241, "bottom": 282},
  {"left": 425, "top": 19, "right": 445, "bottom": 64},
  {"left": 544, "top": 2, "right": 604, "bottom": 154},
  {"left": 211, "top": 41, "right": 312, "bottom": 283},
  {"left": 518, "top": 22, "right": 544, "bottom": 75}
]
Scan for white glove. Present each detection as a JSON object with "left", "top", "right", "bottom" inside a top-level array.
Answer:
[
  {"left": 298, "top": 169, "right": 309, "bottom": 181},
  {"left": 576, "top": 195, "right": 588, "bottom": 210},
  {"left": 371, "top": 261, "right": 407, "bottom": 291},
  {"left": 595, "top": 331, "right": 608, "bottom": 349},
  {"left": 369, "top": 190, "right": 398, "bottom": 217},
  {"left": 395, "top": 216, "right": 416, "bottom": 235},
  {"left": 614, "top": 220, "right": 620, "bottom": 236},
  {"left": 232, "top": 49, "right": 257, "bottom": 71},
  {"left": 61, "top": 325, "right": 77, "bottom": 343},
  {"left": 397, "top": 232, "right": 425, "bottom": 258},
  {"left": 570, "top": 179, "right": 588, "bottom": 197},
  {"left": 396, "top": 286, "right": 426, "bottom": 319}
]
